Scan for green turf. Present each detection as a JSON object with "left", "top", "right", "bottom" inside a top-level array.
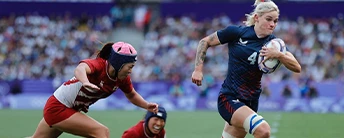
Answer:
[{"left": 0, "top": 109, "right": 343, "bottom": 138}]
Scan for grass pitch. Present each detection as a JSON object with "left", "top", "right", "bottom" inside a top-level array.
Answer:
[{"left": 0, "top": 110, "right": 342, "bottom": 138}]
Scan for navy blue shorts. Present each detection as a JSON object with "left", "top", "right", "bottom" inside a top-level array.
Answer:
[{"left": 217, "top": 93, "right": 259, "bottom": 125}]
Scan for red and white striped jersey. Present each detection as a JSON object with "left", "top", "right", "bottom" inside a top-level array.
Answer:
[{"left": 53, "top": 58, "right": 133, "bottom": 112}]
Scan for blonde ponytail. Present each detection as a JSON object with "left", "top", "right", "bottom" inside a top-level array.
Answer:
[{"left": 244, "top": 0, "right": 279, "bottom": 26}]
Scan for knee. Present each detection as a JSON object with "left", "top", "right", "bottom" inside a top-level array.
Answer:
[
  {"left": 242, "top": 113, "right": 270, "bottom": 138},
  {"left": 223, "top": 122, "right": 247, "bottom": 138},
  {"left": 253, "top": 123, "right": 271, "bottom": 138},
  {"left": 91, "top": 125, "right": 109, "bottom": 138}
]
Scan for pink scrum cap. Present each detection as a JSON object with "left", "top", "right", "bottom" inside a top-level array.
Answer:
[
  {"left": 108, "top": 42, "right": 137, "bottom": 72},
  {"left": 112, "top": 42, "right": 137, "bottom": 55}
]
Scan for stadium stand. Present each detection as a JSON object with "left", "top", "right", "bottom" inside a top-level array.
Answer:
[{"left": 0, "top": 1, "right": 343, "bottom": 112}]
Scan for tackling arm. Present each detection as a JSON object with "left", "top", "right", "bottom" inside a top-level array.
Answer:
[{"left": 124, "top": 88, "right": 149, "bottom": 109}]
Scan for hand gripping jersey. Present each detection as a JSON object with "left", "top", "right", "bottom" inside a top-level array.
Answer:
[{"left": 53, "top": 58, "right": 133, "bottom": 112}]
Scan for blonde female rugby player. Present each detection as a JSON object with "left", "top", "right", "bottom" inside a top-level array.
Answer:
[{"left": 191, "top": 0, "right": 301, "bottom": 138}]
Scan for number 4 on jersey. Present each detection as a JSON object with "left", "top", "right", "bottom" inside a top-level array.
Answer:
[{"left": 248, "top": 52, "right": 257, "bottom": 65}]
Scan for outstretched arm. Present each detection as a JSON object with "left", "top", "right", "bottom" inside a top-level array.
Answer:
[
  {"left": 124, "top": 88, "right": 158, "bottom": 113},
  {"left": 192, "top": 32, "right": 221, "bottom": 86}
]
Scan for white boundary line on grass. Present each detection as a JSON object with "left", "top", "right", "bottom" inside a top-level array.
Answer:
[{"left": 270, "top": 113, "right": 281, "bottom": 138}]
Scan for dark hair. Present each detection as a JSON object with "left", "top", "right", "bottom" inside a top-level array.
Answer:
[{"left": 96, "top": 42, "right": 114, "bottom": 60}]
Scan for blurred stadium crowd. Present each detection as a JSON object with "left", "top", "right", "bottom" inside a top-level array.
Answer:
[{"left": 0, "top": 4, "right": 343, "bottom": 88}]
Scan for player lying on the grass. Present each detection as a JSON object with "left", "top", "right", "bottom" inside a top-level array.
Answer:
[
  {"left": 122, "top": 106, "right": 167, "bottom": 138},
  {"left": 191, "top": 0, "right": 301, "bottom": 138},
  {"left": 28, "top": 41, "right": 159, "bottom": 138}
]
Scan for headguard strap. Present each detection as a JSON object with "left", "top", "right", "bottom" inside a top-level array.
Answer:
[{"left": 108, "top": 42, "right": 137, "bottom": 73}]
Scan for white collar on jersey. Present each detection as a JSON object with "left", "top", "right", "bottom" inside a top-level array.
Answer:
[
  {"left": 143, "top": 123, "right": 154, "bottom": 138},
  {"left": 106, "top": 61, "right": 117, "bottom": 82}
]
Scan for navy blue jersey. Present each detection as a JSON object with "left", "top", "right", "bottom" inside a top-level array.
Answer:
[{"left": 217, "top": 25, "right": 275, "bottom": 100}]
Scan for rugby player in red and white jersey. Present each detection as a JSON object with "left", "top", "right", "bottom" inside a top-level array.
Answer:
[
  {"left": 122, "top": 106, "right": 167, "bottom": 138},
  {"left": 30, "top": 42, "right": 159, "bottom": 138}
]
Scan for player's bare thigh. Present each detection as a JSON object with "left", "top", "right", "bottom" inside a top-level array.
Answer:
[
  {"left": 31, "top": 118, "right": 63, "bottom": 138},
  {"left": 52, "top": 112, "right": 109, "bottom": 138},
  {"left": 229, "top": 106, "right": 271, "bottom": 137}
]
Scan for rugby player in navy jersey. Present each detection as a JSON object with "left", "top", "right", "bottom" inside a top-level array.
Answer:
[{"left": 191, "top": 0, "right": 301, "bottom": 138}]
